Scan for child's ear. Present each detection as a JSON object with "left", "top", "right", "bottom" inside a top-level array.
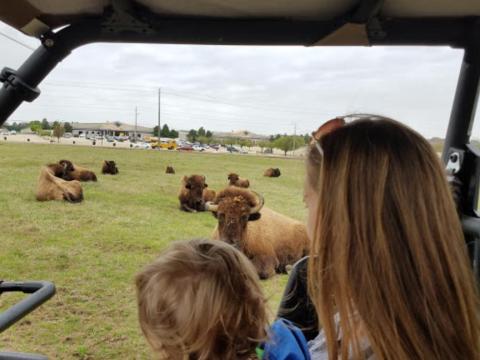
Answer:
[{"left": 248, "top": 213, "right": 261, "bottom": 221}]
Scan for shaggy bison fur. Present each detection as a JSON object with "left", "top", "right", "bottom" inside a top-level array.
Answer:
[
  {"left": 102, "top": 160, "right": 119, "bottom": 175},
  {"left": 36, "top": 167, "right": 83, "bottom": 203},
  {"left": 59, "top": 160, "right": 97, "bottom": 182},
  {"left": 165, "top": 166, "right": 175, "bottom": 174},
  {"left": 227, "top": 173, "right": 250, "bottom": 188},
  {"left": 264, "top": 168, "right": 281, "bottom": 177},
  {"left": 207, "top": 187, "right": 309, "bottom": 279},
  {"left": 178, "top": 175, "right": 216, "bottom": 212}
]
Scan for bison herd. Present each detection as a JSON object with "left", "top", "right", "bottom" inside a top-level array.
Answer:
[
  {"left": 37, "top": 160, "right": 118, "bottom": 203},
  {"left": 178, "top": 168, "right": 309, "bottom": 279},
  {"left": 36, "top": 159, "right": 304, "bottom": 279}
]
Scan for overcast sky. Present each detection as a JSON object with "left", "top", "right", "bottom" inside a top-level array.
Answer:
[{"left": 1, "top": 21, "right": 479, "bottom": 138}]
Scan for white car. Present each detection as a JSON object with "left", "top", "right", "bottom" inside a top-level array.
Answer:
[
  {"left": 9, "top": 130, "right": 16, "bottom": 135},
  {"left": 134, "top": 142, "right": 152, "bottom": 149},
  {"left": 192, "top": 145, "right": 205, "bottom": 151}
]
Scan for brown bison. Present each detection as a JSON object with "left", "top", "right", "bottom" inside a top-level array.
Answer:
[
  {"left": 178, "top": 175, "right": 216, "bottom": 212},
  {"left": 206, "top": 187, "right": 309, "bottom": 279},
  {"left": 36, "top": 167, "right": 83, "bottom": 203},
  {"left": 165, "top": 166, "right": 175, "bottom": 174},
  {"left": 227, "top": 173, "right": 250, "bottom": 188},
  {"left": 264, "top": 168, "right": 281, "bottom": 177},
  {"left": 59, "top": 160, "right": 97, "bottom": 182},
  {"left": 102, "top": 160, "right": 119, "bottom": 175}
]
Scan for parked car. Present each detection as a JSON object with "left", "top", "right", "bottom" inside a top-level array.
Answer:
[
  {"left": 226, "top": 145, "right": 239, "bottom": 153},
  {"left": 134, "top": 142, "right": 152, "bottom": 149},
  {"left": 9, "top": 130, "right": 16, "bottom": 135},
  {"left": 177, "top": 144, "right": 193, "bottom": 151},
  {"left": 63, "top": 132, "right": 72, "bottom": 138},
  {"left": 192, "top": 145, "right": 205, "bottom": 151},
  {"left": 78, "top": 133, "right": 85, "bottom": 138}
]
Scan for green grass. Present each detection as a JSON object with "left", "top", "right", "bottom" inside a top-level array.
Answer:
[{"left": 0, "top": 142, "right": 307, "bottom": 359}]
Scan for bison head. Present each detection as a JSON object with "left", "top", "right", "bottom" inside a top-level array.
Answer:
[
  {"left": 227, "top": 173, "right": 239, "bottom": 184},
  {"left": 205, "top": 188, "right": 264, "bottom": 247},
  {"left": 183, "top": 175, "right": 208, "bottom": 211},
  {"left": 103, "top": 160, "right": 118, "bottom": 174}
]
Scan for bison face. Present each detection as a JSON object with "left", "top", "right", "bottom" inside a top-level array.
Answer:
[
  {"left": 184, "top": 175, "right": 208, "bottom": 211},
  {"left": 206, "top": 189, "right": 264, "bottom": 246},
  {"left": 228, "top": 173, "right": 239, "bottom": 184}
]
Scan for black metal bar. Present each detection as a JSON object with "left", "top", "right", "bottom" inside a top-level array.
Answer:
[
  {"left": 0, "top": 352, "right": 48, "bottom": 360},
  {"left": 442, "top": 21, "right": 480, "bottom": 164},
  {"left": 0, "top": 281, "right": 56, "bottom": 333}
]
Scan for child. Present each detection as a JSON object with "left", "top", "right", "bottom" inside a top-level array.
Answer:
[{"left": 135, "top": 239, "right": 310, "bottom": 359}]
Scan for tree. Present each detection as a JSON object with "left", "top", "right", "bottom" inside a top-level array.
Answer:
[
  {"left": 161, "top": 124, "right": 170, "bottom": 137},
  {"left": 53, "top": 122, "right": 65, "bottom": 142},
  {"left": 170, "top": 129, "right": 179, "bottom": 138},
  {"left": 41, "top": 118, "right": 50, "bottom": 130},
  {"left": 206, "top": 130, "right": 213, "bottom": 138},
  {"left": 258, "top": 140, "right": 270, "bottom": 153},
  {"left": 198, "top": 127, "right": 206, "bottom": 137},
  {"left": 273, "top": 135, "right": 305, "bottom": 156},
  {"left": 30, "top": 120, "right": 42, "bottom": 133},
  {"left": 187, "top": 129, "right": 197, "bottom": 142},
  {"left": 197, "top": 135, "right": 210, "bottom": 145},
  {"left": 64, "top": 122, "right": 73, "bottom": 133}
]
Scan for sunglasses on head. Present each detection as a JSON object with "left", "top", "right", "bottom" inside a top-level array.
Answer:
[{"left": 311, "top": 117, "right": 346, "bottom": 156}]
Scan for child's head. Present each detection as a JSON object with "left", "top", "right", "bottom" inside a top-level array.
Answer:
[{"left": 135, "top": 239, "right": 268, "bottom": 359}]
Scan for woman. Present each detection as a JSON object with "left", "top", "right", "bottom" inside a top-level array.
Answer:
[{"left": 305, "top": 115, "right": 480, "bottom": 359}]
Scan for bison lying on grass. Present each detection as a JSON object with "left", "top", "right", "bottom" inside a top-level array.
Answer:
[
  {"left": 227, "top": 173, "right": 250, "bottom": 188},
  {"left": 206, "top": 187, "right": 309, "bottom": 279},
  {"left": 59, "top": 160, "right": 97, "bottom": 182},
  {"left": 178, "top": 175, "right": 216, "bottom": 212},
  {"left": 102, "top": 160, "right": 119, "bottom": 175},
  {"left": 36, "top": 167, "right": 83, "bottom": 203},
  {"left": 264, "top": 168, "right": 281, "bottom": 177},
  {"left": 165, "top": 166, "right": 175, "bottom": 174}
]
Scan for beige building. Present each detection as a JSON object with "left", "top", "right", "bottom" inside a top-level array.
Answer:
[{"left": 71, "top": 122, "right": 153, "bottom": 139}]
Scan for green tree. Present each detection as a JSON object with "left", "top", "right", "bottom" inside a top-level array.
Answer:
[
  {"left": 187, "top": 129, "right": 197, "bottom": 142},
  {"left": 258, "top": 140, "right": 270, "bottom": 153},
  {"left": 169, "top": 129, "right": 179, "bottom": 138},
  {"left": 160, "top": 124, "right": 170, "bottom": 137},
  {"left": 206, "top": 130, "right": 213, "bottom": 138},
  {"left": 53, "top": 122, "right": 65, "bottom": 143},
  {"left": 198, "top": 127, "right": 206, "bottom": 137},
  {"left": 30, "top": 120, "right": 42, "bottom": 133},
  {"left": 273, "top": 135, "right": 305, "bottom": 156},
  {"left": 64, "top": 122, "right": 73, "bottom": 133},
  {"left": 41, "top": 118, "right": 50, "bottom": 130}
]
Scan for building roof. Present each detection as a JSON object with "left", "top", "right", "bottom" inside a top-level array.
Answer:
[
  {"left": 71, "top": 122, "right": 153, "bottom": 133},
  {"left": 213, "top": 130, "right": 269, "bottom": 140}
]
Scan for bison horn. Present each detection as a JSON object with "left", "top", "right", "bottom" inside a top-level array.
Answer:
[
  {"left": 205, "top": 201, "right": 218, "bottom": 212},
  {"left": 250, "top": 191, "right": 265, "bottom": 214}
]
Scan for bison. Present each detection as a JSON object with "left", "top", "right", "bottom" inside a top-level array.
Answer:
[
  {"left": 264, "top": 168, "right": 281, "bottom": 177},
  {"left": 227, "top": 173, "right": 250, "bottom": 188},
  {"left": 59, "top": 160, "right": 97, "bottom": 182},
  {"left": 102, "top": 160, "right": 119, "bottom": 175},
  {"left": 206, "top": 187, "right": 309, "bottom": 279},
  {"left": 36, "top": 167, "right": 83, "bottom": 203},
  {"left": 165, "top": 166, "right": 175, "bottom": 174},
  {"left": 178, "top": 175, "right": 216, "bottom": 212}
]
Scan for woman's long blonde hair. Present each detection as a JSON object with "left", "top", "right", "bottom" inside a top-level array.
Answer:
[{"left": 306, "top": 116, "right": 480, "bottom": 359}]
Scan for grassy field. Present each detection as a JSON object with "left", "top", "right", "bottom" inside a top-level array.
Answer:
[{"left": 0, "top": 142, "right": 307, "bottom": 359}]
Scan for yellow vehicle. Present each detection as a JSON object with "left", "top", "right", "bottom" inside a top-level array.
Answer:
[{"left": 151, "top": 138, "right": 177, "bottom": 150}]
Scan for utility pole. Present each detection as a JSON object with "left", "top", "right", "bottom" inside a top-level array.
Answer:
[
  {"left": 157, "top": 88, "right": 161, "bottom": 141},
  {"left": 134, "top": 106, "right": 138, "bottom": 143},
  {"left": 292, "top": 122, "right": 297, "bottom": 156}
]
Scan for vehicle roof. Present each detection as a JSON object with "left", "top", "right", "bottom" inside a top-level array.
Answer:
[{"left": 0, "top": 0, "right": 479, "bottom": 46}]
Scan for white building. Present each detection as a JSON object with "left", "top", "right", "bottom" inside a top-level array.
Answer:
[{"left": 71, "top": 122, "right": 153, "bottom": 139}]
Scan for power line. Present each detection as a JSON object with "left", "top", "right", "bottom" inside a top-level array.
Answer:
[{"left": 0, "top": 30, "right": 36, "bottom": 51}]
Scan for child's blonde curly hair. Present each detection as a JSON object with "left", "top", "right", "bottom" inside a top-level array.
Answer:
[{"left": 135, "top": 239, "right": 269, "bottom": 359}]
